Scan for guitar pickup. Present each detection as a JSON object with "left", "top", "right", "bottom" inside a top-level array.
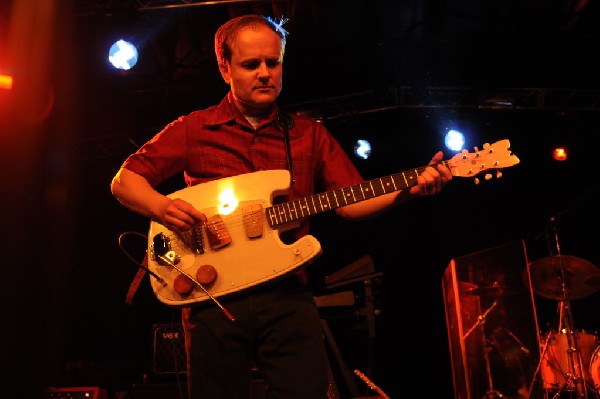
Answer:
[
  {"left": 205, "top": 215, "right": 232, "bottom": 249},
  {"left": 243, "top": 204, "right": 263, "bottom": 238}
]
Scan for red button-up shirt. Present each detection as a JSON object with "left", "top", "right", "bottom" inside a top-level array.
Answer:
[{"left": 122, "top": 92, "right": 364, "bottom": 241}]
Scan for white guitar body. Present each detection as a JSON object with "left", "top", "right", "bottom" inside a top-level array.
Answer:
[
  {"left": 146, "top": 139, "right": 520, "bottom": 307},
  {"left": 148, "top": 170, "right": 322, "bottom": 306}
]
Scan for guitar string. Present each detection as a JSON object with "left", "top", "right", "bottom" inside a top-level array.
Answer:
[
  {"left": 148, "top": 150, "right": 511, "bottom": 300},
  {"left": 160, "top": 156, "right": 497, "bottom": 249}
]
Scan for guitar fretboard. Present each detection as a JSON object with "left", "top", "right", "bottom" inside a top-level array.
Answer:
[{"left": 266, "top": 167, "right": 428, "bottom": 228}]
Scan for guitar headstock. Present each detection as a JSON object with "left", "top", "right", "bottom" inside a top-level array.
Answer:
[{"left": 449, "top": 139, "right": 520, "bottom": 183}]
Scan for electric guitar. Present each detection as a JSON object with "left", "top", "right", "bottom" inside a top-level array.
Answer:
[{"left": 147, "top": 139, "right": 519, "bottom": 307}]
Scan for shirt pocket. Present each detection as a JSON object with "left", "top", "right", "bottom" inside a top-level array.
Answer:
[{"left": 186, "top": 145, "right": 254, "bottom": 179}]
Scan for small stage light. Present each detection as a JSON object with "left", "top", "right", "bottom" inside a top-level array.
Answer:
[
  {"left": 445, "top": 129, "right": 465, "bottom": 152},
  {"left": 354, "top": 139, "right": 372, "bottom": 160},
  {"left": 552, "top": 147, "right": 567, "bottom": 161},
  {"left": 108, "top": 39, "right": 139, "bottom": 71}
]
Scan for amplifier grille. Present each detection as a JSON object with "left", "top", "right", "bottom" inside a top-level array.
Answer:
[{"left": 153, "top": 323, "right": 187, "bottom": 374}]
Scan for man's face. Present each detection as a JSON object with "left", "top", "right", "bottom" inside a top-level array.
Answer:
[{"left": 220, "top": 26, "right": 283, "bottom": 115}]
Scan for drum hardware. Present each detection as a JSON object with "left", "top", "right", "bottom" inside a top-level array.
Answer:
[
  {"left": 464, "top": 299, "right": 508, "bottom": 399},
  {"left": 540, "top": 328, "right": 599, "bottom": 397},
  {"left": 591, "top": 347, "right": 600, "bottom": 393},
  {"left": 464, "top": 293, "right": 534, "bottom": 399},
  {"left": 465, "top": 282, "right": 523, "bottom": 298},
  {"left": 529, "top": 221, "right": 600, "bottom": 398}
]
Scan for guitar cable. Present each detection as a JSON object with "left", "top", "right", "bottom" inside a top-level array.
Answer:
[
  {"left": 156, "top": 253, "right": 236, "bottom": 322},
  {"left": 118, "top": 231, "right": 236, "bottom": 322},
  {"left": 118, "top": 231, "right": 169, "bottom": 306},
  {"left": 118, "top": 231, "right": 166, "bottom": 284}
]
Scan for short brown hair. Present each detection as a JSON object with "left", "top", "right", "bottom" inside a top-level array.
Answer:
[{"left": 214, "top": 14, "right": 288, "bottom": 66}]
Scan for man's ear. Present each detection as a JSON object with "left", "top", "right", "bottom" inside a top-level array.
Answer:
[{"left": 218, "top": 62, "right": 230, "bottom": 84}]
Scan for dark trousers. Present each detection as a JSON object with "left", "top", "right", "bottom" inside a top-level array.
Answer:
[{"left": 182, "top": 277, "right": 330, "bottom": 399}]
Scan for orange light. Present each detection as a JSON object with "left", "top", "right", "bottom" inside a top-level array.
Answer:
[
  {"left": 552, "top": 147, "right": 568, "bottom": 161},
  {"left": 0, "top": 74, "right": 13, "bottom": 90},
  {"left": 217, "top": 187, "right": 239, "bottom": 215}
]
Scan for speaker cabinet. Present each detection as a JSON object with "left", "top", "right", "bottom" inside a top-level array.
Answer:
[
  {"left": 151, "top": 323, "right": 337, "bottom": 398},
  {"left": 153, "top": 323, "right": 187, "bottom": 375}
]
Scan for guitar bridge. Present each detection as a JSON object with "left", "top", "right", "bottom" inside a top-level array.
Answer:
[{"left": 191, "top": 223, "right": 205, "bottom": 254}]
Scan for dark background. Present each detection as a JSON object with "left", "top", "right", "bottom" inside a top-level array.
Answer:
[{"left": 2, "top": 1, "right": 600, "bottom": 398}]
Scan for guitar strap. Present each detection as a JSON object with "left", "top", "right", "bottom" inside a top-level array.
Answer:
[
  {"left": 276, "top": 111, "right": 295, "bottom": 186},
  {"left": 126, "top": 253, "right": 148, "bottom": 305}
]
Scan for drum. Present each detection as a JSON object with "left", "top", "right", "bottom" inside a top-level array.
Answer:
[
  {"left": 592, "top": 346, "right": 600, "bottom": 391},
  {"left": 540, "top": 330, "right": 598, "bottom": 390}
]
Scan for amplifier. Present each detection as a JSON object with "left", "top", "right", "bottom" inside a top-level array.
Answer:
[
  {"left": 153, "top": 323, "right": 187, "bottom": 374},
  {"left": 44, "top": 387, "right": 107, "bottom": 399},
  {"left": 150, "top": 324, "right": 337, "bottom": 399}
]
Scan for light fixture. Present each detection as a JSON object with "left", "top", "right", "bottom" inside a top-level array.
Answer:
[
  {"left": 108, "top": 39, "right": 139, "bottom": 71},
  {"left": 353, "top": 139, "right": 372, "bottom": 160},
  {"left": 552, "top": 147, "right": 568, "bottom": 161}
]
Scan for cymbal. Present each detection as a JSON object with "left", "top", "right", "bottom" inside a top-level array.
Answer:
[{"left": 528, "top": 255, "right": 600, "bottom": 300}]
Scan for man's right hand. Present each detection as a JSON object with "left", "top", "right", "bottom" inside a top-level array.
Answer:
[{"left": 156, "top": 197, "right": 206, "bottom": 236}]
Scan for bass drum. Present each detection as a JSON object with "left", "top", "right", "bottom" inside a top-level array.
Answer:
[
  {"left": 592, "top": 346, "right": 600, "bottom": 392},
  {"left": 540, "top": 330, "right": 598, "bottom": 391}
]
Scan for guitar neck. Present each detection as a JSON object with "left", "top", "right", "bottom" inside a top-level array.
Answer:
[
  {"left": 266, "top": 163, "right": 438, "bottom": 229},
  {"left": 265, "top": 139, "right": 520, "bottom": 229}
]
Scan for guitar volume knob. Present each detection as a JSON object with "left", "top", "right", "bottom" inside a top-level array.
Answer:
[
  {"left": 174, "top": 274, "right": 194, "bottom": 296},
  {"left": 196, "top": 264, "right": 217, "bottom": 285}
]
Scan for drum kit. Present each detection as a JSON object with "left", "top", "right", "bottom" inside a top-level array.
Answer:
[
  {"left": 529, "top": 254, "right": 600, "bottom": 399},
  {"left": 464, "top": 250, "right": 600, "bottom": 399}
]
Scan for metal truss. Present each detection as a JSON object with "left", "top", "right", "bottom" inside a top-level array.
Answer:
[
  {"left": 75, "top": 85, "right": 600, "bottom": 162},
  {"left": 71, "top": 0, "right": 287, "bottom": 16},
  {"left": 280, "top": 86, "right": 600, "bottom": 121}
]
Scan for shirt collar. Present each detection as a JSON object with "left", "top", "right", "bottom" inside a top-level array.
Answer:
[{"left": 206, "top": 92, "right": 280, "bottom": 127}]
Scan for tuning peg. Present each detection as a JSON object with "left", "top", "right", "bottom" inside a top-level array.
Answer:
[
  {"left": 496, "top": 171, "right": 502, "bottom": 178},
  {"left": 474, "top": 177, "right": 480, "bottom": 185},
  {"left": 485, "top": 173, "right": 492, "bottom": 180}
]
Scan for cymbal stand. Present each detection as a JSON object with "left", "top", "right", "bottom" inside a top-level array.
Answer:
[
  {"left": 549, "top": 283, "right": 590, "bottom": 398},
  {"left": 533, "top": 330, "right": 553, "bottom": 399},
  {"left": 548, "top": 223, "right": 590, "bottom": 399},
  {"left": 464, "top": 300, "right": 505, "bottom": 399}
]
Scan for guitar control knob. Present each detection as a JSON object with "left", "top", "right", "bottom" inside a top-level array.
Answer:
[
  {"left": 196, "top": 264, "right": 217, "bottom": 285},
  {"left": 174, "top": 274, "right": 194, "bottom": 296}
]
